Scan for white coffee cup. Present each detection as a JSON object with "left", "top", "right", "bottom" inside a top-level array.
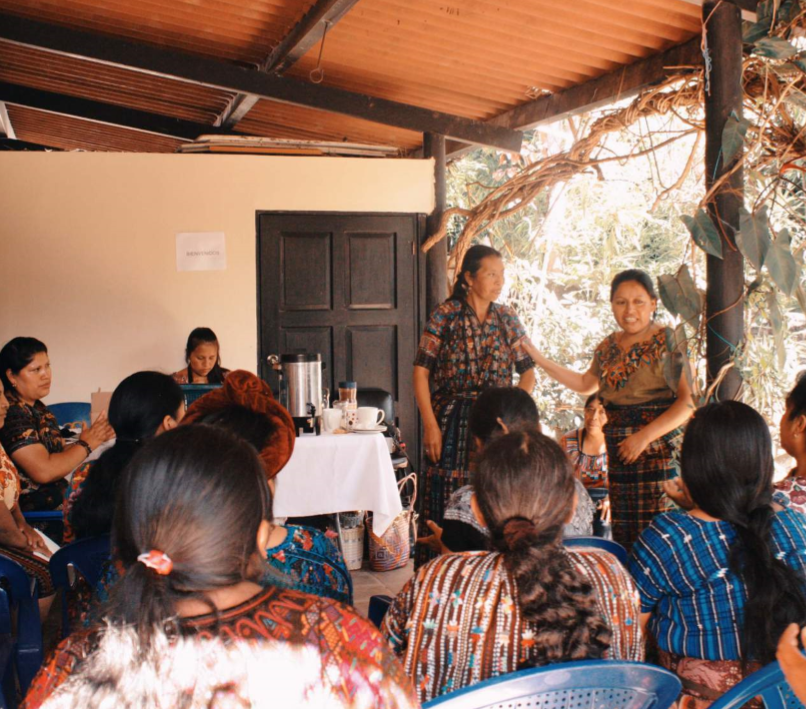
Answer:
[
  {"left": 356, "top": 407, "right": 385, "bottom": 429},
  {"left": 322, "top": 408, "right": 344, "bottom": 433}
]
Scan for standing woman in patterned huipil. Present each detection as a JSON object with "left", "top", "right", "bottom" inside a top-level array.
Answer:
[
  {"left": 523, "top": 269, "right": 694, "bottom": 551},
  {"left": 413, "top": 245, "right": 535, "bottom": 566}
]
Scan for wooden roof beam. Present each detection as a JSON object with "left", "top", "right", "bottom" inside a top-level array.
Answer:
[
  {"left": 446, "top": 37, "right": 703, "bottom": 158},
  {"left": 678, "top": 0, "right": 760, "bottom": 22},
  {"left": 0, "top": 14, "right": 522, "bottom": 152},
  {"left": 0, "top": 81, "right": 231, "bottom": 141},
  {"left": 218, "top": 0, "right": 362, "bottom": 128}
]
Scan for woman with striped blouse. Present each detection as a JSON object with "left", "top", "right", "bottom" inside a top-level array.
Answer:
[{"left": 630, "top": 401, "right": 806, "bottom": 708}]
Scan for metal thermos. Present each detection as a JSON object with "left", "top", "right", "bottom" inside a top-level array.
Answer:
[{"left": 267, "top": 353, "right": 326, "bottom": 436}]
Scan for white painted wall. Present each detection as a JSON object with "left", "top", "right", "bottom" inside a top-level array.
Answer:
[{"left": 0, "top": 153, "right": 435, "bottom": 403}]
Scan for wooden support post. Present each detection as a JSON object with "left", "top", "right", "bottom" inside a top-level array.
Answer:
[
  {"left": 703, "top": 1, "right": 745, "bottom": 400},
  {"left": 424, "top": 133, "right": 447, "bottom": 317}
]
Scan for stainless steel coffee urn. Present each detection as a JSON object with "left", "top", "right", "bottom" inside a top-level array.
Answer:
[{"left": 267, "top": 353, "right": 327, "bottom": 436}]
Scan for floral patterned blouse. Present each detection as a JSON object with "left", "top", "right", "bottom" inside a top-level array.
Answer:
[
  {"left": 382, "top": 549, "right": 642, "bottom": 703},
  {"left": 0, "top": 391, "right": 65, "bottom": 496},
  {"left": 0, "top": 444, "right": 20, "bottom": 512},
  {"left": 22, "top": 585, "right": 418, "bottom": 709},
  {"left": 414, "top": 300, "right": 534, "bottom": 398},
  {"left": 774, "top": 474, "right": 806, "bottom": 515},
  {"left": 559, "top": 428, "right": 608, "bottom": 489},
  {"left": 591, "top": 329, "right": 676, "bottom": 407}
]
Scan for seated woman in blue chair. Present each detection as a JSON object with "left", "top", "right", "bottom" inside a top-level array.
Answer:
[
  {"left": 61, "top": 372, "right": 185, "bottom": 629},
  {"left": 181, "top": 370, "right": 351, "bottom": 605},
  {"left": 384, "top": 429, "right": 642, "bottom": 704},
  {"left": 630, "top": 401, "right": 806, "bottom": 708},
  {"left": 0, "top": 378, "right": 55, "bottom": 619},
  {"left": 0, "top": 337, "right": 114, "bottom": 521},
  {"left": 22, "top": 426, "right": 415, "bottom": 709}
]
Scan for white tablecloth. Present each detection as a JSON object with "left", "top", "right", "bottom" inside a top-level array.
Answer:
[{"left": 272, "top": 432, "right": 402, "bottom": 537}]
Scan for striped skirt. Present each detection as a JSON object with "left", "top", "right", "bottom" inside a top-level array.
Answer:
[
  {"left": 604, "top": 399, "right": 680, "bottom": 552},
  {"left": 415, "top": 394, "right": 477, "bottom": 568},
  {"left": 0, "top": 545, "right": 54, "bottom": 597}
]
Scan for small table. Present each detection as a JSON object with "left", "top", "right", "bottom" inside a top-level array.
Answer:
[{"left": 272, "top": 432, "right": 403, "bottom": 540}]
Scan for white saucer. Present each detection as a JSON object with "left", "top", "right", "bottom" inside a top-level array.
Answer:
[{"left": 352, "top": 424, "right": 386, "bottom": 433}]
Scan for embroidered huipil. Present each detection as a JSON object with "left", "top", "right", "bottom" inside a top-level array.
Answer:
[
  {"left": 383, "top": 549, "right": 642, "bottom": 703},
  {"left": 629, "top": 508, "right": 806, "bottom": 659}
]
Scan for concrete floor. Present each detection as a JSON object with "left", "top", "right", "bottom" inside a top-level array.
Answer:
[{"left": 351, "top": 560, "right": 414, "bottom": 617}]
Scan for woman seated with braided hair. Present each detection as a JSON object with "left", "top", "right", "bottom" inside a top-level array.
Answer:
[
  {"left": 181, "top": 370, "right": 350, "bottom": 604},
  {"left": 22, "top": 426, "right": 416, "bottom": 709},
  {"left": 630, "top": 401, "right": 806, "bottom": 709},
  {"left": 383, "top": 429, "right": 642, "bottom": 704}
]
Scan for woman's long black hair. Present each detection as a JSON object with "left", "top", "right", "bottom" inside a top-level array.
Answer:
[
  {"left": 185, "top": 327, "right": 227, "bottom": 384},
  {"left": 450, "top": 245, "right": 502, "bottom": 301},
  {"left": 468, "top": 386, "right": 539, "bottom": 445},
  {"left": 681, "top": 401, "right": 806, "bottom": 664},
  {"left": 105, "top": 425, "right": 271, "bottom": 645},
  {"left": 473, "top": 430, "right": 610, "bottom": 665},
  {"left": 69, "top": 372, "right": 184, "bottom": 540}
]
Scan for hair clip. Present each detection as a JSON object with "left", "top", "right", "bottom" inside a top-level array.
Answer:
[{"left": 137, "top": 549, "right": 173, "bottom": 575}]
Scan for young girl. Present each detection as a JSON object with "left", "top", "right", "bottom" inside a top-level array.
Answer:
[
  {"left": 23, "top": 426, "right": 416, "bottom": 709},
  {"left": 172, "top": 327, "right": 230, "bottom": 384}
]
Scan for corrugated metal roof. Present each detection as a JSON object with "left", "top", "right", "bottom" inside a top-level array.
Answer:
[
  {"left": 8, "top": 104, "right": 184, "bottom": 151},
  {"left": 0, "top": 0, "right": 703, "bottom": 151},
  {"left": 0, "top": 41, "right": 234, "bottom": 124}
]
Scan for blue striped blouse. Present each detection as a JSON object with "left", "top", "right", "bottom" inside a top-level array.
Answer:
[{"left": 628, "top": 508, "right": 806, "bottom": 660}]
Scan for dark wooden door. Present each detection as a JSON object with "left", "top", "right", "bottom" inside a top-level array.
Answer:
[{"left": 258, "top": 212, "right": 422, "bottom": 457}]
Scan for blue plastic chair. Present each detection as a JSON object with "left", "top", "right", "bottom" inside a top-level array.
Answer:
[
  {"left": 180, "top": 384, "right": 222, "bottom": 408},
  {"left": 564, "top": 536, "right": 629, "bottom": 565},
  {"left": 0, "top": 556, "right": 43, "bottom": 698},
  {"left": 709, "top": 658, "right": 805, "bottom": 708},
  {"left": 421, "top": 660, "right": 682, "bottom": 709},
  {"left": 47, "top": 402, "right": 91, "bottom": 429},
  {"left": 368, "top": 594, "right": 392, "bottom": 628},
  {"left": 0, "top": 586, "right": 13, "bottom": 709},
  {"left": 50, "top": 535, "right": 111, "bottom": 637}
]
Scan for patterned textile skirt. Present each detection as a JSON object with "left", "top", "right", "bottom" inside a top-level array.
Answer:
[
  {"left": 0, "top": 545, "right": 54, "bottom": 596},
  {"left": 415, "top": 394, "right": 478, "bottom": 568},
  {"left": 604, "top": 399, "right": 680, "bottom": 552},
  {"left": 658, "top": 649, "right": 761, "bottom": 708}
]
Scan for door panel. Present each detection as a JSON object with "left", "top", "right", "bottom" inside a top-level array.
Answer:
[{"left": 258, "top": 213, "right": 421, "bottom": 456}]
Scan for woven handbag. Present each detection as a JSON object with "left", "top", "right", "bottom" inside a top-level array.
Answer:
[{"left": 366, "top": 473, "right": 417, "bottom": 572}]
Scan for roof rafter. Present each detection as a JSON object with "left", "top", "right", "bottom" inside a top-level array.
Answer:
[
  {"left": 0, "top": 81, "right": 230, "bottom": 141},
  {"left": 0, "top": 101, "right": 16, "bottom": 139},
  {"left": 218, "top": 0, "right": 362, "bottom": 129},
  {"left": 446, "top": 37, "right": 703, "bottom": 158},
  {"left": 0, "top": 14, "right": 522, "bottom": 152}
]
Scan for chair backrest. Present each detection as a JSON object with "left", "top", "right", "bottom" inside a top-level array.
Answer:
[
  {"left": 368, "top": 594, "right": 392, "bottom": 629},
  {"left": 179, "top": 384, "right": 223, "bottom": 408},
  {"left": 356, "top": 388, "right": 395, "bottom": 428},
  {"left": 709, "top": 658, "right": 805, "bottom": 709},
  {"left": 421, "top": 660, "right": 682, "bottom": 709},
  {"left": 0, "top": 555, "right": 43, "bottom": 696},
  {"left": 563, "top": 536, "right": 629, "bottom": 565},
  {"left": 50, "top": 535, "right": 112, "bottom": 637},
  {"left": 47, "top": 402, "right": 91, "bottom": 429}
]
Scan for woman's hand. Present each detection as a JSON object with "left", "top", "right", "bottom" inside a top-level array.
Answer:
[
  {"left": 423, "top": 423, "right": 442, "bottom": 465},
  {"left": 663, "top": 476, "right": 695, "bottom": 510},
  {"left": 19, "top": 524, "right": 51, "bottom": 557},
  {"left": 80, "top": 411, "right": 115, "bottom": 450},
  {"left": 417, "top": 520, "right": 451, "bottom": 555},
  {"left": 617, "top": 431, "right": 651, "bottom": 464},
  {"left": 777, "top": 624, "right": 806, "bottom": 704}
]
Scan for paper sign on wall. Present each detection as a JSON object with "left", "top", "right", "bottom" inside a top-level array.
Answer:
[{"left": 176, "top": 232, "right": 227, "bottom": 272}]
